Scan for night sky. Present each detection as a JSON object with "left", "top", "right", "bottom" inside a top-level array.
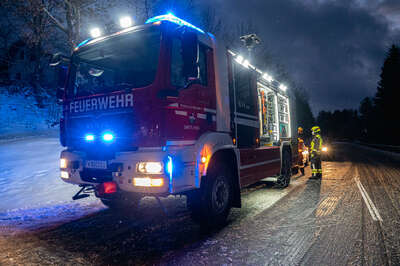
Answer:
[{"left": 214, "top": 0, "right": 400, "bottom": 113}]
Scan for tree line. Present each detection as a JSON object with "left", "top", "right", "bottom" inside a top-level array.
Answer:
[{"left": 317, "top": 45, "right": 400, "bottom": 145}]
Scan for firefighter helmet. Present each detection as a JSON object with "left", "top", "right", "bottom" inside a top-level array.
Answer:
[
  {"left": 311, "top": 126, "right": 321, "bottom": 134},
  {"left": 298, "top": 127, "right": 303, "bottom": 134}
]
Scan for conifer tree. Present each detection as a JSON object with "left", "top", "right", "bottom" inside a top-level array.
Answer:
[{"left": 374, "top": 45, "right": 400, "bottom": 144}]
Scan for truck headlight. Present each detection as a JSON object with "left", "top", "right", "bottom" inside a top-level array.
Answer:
[
  {"left": 133, "top": 177, "right": 164, "bottom": 187},
  {"left": 60, "top": 158, "right": 67, "bottom": 169},
  {"left": 322, "top": 147, "right": 328, "bottom": 152},
  {"left": 60, "top": 171, "right": 69, "bottom": 179},
  {"left": 137, "top": 162, "right": 163, "bottom": 174}
]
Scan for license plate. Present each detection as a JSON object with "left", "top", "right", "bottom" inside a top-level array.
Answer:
[{"left": 85, "top": 160, "right": 107, "bottom": 169}]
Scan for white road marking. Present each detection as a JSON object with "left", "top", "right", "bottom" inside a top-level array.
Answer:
[{"left": 355, "top": 176, "right": 383, "bottom": 222}]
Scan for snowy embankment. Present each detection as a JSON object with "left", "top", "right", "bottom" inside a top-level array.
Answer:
[
  {"left": 0, "top": 89, "right": 60, "bottom": 141},
  {"left": 0, "top": 135, "right": 99, "bottom": 229},
  {"left": 0, "top": 89, "right": 100, "bottom": 225}
]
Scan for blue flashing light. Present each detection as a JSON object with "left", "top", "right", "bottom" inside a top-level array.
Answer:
[
  {"left": 75, "top": 39, "right": 90, "bottom": 50},
  {"left": 85, "top": 134, "right": 95, "bottom": 142},
  {"left": 102, "top": 132, "right": 114, "bottom": 142},
  {"left": 166, "top": 156, "right": 173, "bottom": 176},
  {"left": 166, "top": 156, "right": 173, "bottom": 192},
  {"left": 145, "top": 13, "right": 205, "bottom": 34}
]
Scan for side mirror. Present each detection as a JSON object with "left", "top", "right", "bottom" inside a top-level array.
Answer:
[
  {"left": 49, "top": 53, "right": 70, "bottom": 67},
  {"left": 56, "top": 66, "right": 68, "bottom": 100},
  {"left": 56, "top": 87, "right": 64, "bottom": 101},
  {"left": 181, "top": 31, "right": 199, "bottom": 80}
]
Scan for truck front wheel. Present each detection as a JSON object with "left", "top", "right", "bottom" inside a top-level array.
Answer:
[{"left": 188, "top": 163, "right": 233, "bottom": 227}]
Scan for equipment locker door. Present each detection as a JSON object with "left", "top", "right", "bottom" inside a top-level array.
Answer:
[{"left": 228, "top": 54, "right": 259, "bottom": 148}]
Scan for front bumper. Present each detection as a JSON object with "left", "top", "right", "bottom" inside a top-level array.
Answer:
[{"left": 60, "top": 147, "right": 197, "bottom": 195}]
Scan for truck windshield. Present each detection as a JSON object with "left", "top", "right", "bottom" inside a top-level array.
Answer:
[{"left": 68, "top": 27, "right": 160, "bottom": 98}]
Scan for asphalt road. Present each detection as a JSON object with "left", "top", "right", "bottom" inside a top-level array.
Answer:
[{"left": 0, "top": 142, "right": 399, "bottom": 265}]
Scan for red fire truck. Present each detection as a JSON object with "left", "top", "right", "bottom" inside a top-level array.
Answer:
[{"left": 57, "top": 14, "right": 297, "bottom": 226}]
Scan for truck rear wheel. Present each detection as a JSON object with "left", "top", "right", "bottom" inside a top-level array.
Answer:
[
  {"left": 100, "top": 192, "right": 141, "bottom": 210},
  {"left": 276, "top": 150, "right": 292, "bottom": 188},
  {"left": 188, "top": 163, "right": 233, "bottom": 227}
]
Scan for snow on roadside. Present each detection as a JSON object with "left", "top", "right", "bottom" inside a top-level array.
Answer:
[
  {"left": 0, "top": 89, "right": 60, "bottom": 140},
  {"left": 0, "top": 201, "right": 104, "bottom": 235}
]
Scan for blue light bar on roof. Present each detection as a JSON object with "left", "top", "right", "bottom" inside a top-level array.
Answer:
[
  {"left": 145, "top": 13, "right": 205, "bottom": 34},
  {"left": 75, "top": 39, "right": 90, "bottom": 50}
]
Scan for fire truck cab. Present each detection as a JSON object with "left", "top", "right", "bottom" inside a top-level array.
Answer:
[{"left": 58, "top": 14, "right": 296, "bottom": 226}]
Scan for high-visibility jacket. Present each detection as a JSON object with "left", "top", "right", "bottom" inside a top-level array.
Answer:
[{"left": 310, "top": 134, "right": 323, "bottom": 155}]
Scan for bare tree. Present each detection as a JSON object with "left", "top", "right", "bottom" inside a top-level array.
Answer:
[
  {"left": 0, "top": 7, "right": 17, "bottom": 81},
  {"left": 200, "top": 7, "right": 222, "bottom": 35},
  {"left": 43, "top": 0, "right": 115, "bottom": 52},
  {"left": 3, "top": 0, "right": 59, "bottom": 104}
]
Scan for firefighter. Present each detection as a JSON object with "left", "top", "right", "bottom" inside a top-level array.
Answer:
[
  {"left": 297, "top": 127, "right": 306, "bottom": 175},
  {"left": 310, "top": 126, "right": 323, "bottom": 179}
]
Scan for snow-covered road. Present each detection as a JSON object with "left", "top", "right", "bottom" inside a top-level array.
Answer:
[
  {"left": 0, "top": 137, "right": 89, "bottom": 211},
  {"left": 1, "top": 143, "right": 399, "bottom": 265}
]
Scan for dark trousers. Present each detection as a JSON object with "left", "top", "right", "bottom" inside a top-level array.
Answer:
[{"left": 311, "top": 155, "right": 322, "bottom": 177}]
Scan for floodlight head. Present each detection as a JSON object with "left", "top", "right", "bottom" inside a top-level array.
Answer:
[
  {"left": 235, "top": 55, "right": 244, "bottom": 64},
  {"left": 240, "top": 33, "right": 261, "bottom": 50},
  {"left": 262, "top": 73, "right": 273, "bottom": 82},
  {"left": 90, "top": 27, "right": 101, "bottom": 38},
  {"left": 279, "top": 84, "right": 287, "bottom": 91},
  {"left": 120, "top": 16, "right": 133, "bottom": 28}
]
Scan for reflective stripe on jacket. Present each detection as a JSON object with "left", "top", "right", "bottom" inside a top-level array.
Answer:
[{"left": 310, "top": 134, "right": 323, "bottom": 153}]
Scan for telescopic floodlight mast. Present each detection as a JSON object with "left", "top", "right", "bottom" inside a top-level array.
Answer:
[{"left": 240, "top": 33, "right": 261, "bottom": 60}]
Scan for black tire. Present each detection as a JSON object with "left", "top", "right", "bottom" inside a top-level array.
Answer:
[
  {"left": 188, "top": 163, "right": 233, "bottom": 227},
  {"left": 100, "top": 192, "right": 141, "bottom": 210},
  {"left": 276, "top": 150, "right": 292, "bottom": 188}
]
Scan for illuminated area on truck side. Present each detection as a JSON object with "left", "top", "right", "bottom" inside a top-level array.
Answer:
[{"left": 145, "top": 13, "right": 205, "bottom": 34}]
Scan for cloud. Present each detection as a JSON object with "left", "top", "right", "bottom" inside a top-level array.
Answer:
[
  {"left": 377, "top": 1, "right": 400, "bottom": 30},
  {"left": 204, "top": 0, "right": 400, "bottom": 113}
]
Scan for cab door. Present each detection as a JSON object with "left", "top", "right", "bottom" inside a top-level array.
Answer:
[{"left": 165, "top": 34, "right": 216, "bottom": 141}]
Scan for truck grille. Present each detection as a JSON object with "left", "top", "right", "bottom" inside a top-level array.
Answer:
[
  {"left": 66, "top": 111, "right": 138, "bottom": 150},
  {"left": 80, "top": 169, "right": 113, "bottom": 183}
]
